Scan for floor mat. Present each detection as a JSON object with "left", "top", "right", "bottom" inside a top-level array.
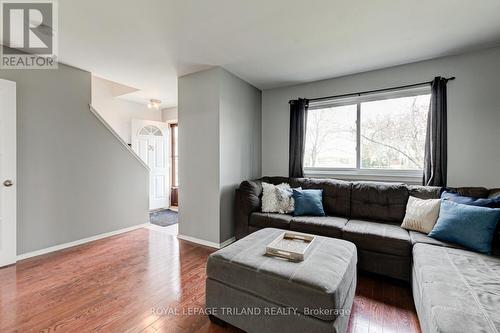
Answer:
[{"left": 149, "top": 209, "right": 178, "bottom": 227}]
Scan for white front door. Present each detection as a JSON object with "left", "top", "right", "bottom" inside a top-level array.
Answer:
[
  {"left": 131, "top": 119, "right": 169, "bottom": 210},
  {"left": 0, "top": 80, "right": 16, "bottom": 267}
]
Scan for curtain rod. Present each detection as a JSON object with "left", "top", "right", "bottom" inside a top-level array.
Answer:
[{"left": 289, "top": 77, "right": 455, "bottom": 104}]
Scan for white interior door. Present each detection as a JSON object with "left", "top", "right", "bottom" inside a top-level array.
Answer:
[
  {"left": 0, "top": 80, "right": 16, "bottom": 267},
  {"left": 131, "top": 119, "right": 169, "bottom": 210}
]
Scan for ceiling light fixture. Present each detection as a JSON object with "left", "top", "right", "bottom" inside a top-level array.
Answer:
[{"left": 147, "top": 99, "right": 161, "bottom": 110}]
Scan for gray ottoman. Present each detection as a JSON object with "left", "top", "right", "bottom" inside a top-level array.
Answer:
[{"left": 206, "top": 228, "right": 357, "bottom": 333}]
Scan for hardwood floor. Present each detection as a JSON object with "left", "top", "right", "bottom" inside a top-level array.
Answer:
[{"left": 0, "top": 228, "right": 421, "bottom": 333}]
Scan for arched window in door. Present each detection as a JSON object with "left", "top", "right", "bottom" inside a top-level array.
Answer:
[{"left": 138, "top": 125, "right": 163, "bottom": 136}]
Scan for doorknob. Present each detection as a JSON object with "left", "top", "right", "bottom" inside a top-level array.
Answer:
[{"left": 3, "top": 180, "right": 13, "bottom": 187}]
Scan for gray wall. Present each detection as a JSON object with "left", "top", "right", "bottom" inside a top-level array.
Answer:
[
  {"left": 178, "top": 67, "right": 261, "bottom": 244},
  {"left": 162, "top": 107, "right": 178, "bottom": 122},
  {"left": 178, "top": 68, "right": 221, "bottom": 244},
  {"left": 0, "top": 64, "right": 149, "bottom": 255},
  {"left": 262, "top": 46, "right": 500, "bottom": 188},
  {"left": 219, "top": 69, "right": 261, "bottom": 242}
]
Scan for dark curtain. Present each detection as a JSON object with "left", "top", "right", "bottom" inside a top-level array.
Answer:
[
  {"left": 289, "top": 98, "right": 309, "bottom": 178},
  {"left": 423, "top": 77, "right": 448, "bottom": 186}
]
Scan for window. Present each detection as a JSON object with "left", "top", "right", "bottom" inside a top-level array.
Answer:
[
  {"left": 170, "top": 123, "right": 178, "bottom": 187},
  {"left": 139, "top": 125, "right": 163, "bottom": 136},
  {"left": 304, "top": 86, "right": 431, "bottom": 182},
  {"left": 304, "top": 104, "right": 357, "bottom": 168}
]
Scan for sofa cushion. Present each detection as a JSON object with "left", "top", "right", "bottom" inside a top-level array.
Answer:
[
  {"left": 409, "top": 230, "right": 464, "bottom": 249},
  {"left": 261, "top": 177, "right": 351, "bottom": 218},
  {"left": 290, "top": 216, "right": 348, "bottom": 238},
  {"left": 408, "top": 185, "right": 442, "bottom": 199},
  {"left": 207, "top": 228, "right": 357, "bottom": 322},
  {"left": 412, "top": 243, "right": 500, "bottom": 333},
  {"left": 249, "top": 212, "right": 292, "bottom": 229},
  {"left": 442, "top": 190, "right": 500, "bottom": 208},
  {"left": 342, "top": 219, "right": 411, "bottom": 257},
  {"left": 351, "top": 182, "right": 409, "bottom": 223},
  {"left": 401, "top": 196, "right": 441, "bottom": 233},
  {"left": 292, "top": 189, "right": 325, "bottom": 216},
  {"left": 428, "top": 201, "right": 500, "bottom": 254},
  {"left": 261, "top": 182, "right": 292, "bottom": 213},
  {"left": 450, "top": 186, "right": 490, "bottom": 198},
  {"left": 489, "top": 188, "right": 500, "bottom": 199}
]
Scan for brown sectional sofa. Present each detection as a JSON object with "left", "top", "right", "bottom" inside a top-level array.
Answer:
[{"left": 235, "top": 176, "right": 500, "bottom": 333}]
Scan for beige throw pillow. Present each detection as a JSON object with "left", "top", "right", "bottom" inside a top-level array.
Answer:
[{"left": 401, "top": 196, "right": 441, "bottom": 233}]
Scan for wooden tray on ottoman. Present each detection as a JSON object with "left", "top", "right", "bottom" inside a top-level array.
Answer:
[{"left": 265, "top": 231, "right": 315, "bottom": 261}]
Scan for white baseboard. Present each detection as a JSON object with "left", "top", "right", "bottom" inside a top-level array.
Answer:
[
  {"left": 219, "top": 237, "right": 236, "bottom": 248},
  {"left": 177, "top": 234, "right": 236, "bottom": 249},
  {"left": 16, "top": 223, "right": 149, "bottom": 261}
]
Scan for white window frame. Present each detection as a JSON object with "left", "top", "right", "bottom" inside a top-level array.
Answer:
[{"left": 303, "top": 85, "right": 431, "bottom": 184}]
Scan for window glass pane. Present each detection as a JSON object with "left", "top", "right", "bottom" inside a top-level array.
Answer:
[
  {"left": 360, "top": 94, "right": 430, "bottom": 170},
  {"left": 139, "top": 125, "right": 163, "bottom": 136},
  {"left": 173, "top": 156, "right": 178, "bottom": 186},
  {"left": 170, "top": 124, "right": 178, "bottom": 187},
  {"left": 173, "top": 125, "right": 178, "bottom": 156},
  {"left": 304, "top": 104, "right": 357, "bottom": 168}
]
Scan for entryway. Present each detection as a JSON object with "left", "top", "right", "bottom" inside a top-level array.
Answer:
[
  {"left": 131, "top": 119, "right": 179, "bottom": 228},
  {"left": 131, "top": 119, "right": 170, "bottom": 210}
]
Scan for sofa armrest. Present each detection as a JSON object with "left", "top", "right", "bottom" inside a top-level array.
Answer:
[{"left": 234, "top": 180, "right": 262, "bottom": 239}]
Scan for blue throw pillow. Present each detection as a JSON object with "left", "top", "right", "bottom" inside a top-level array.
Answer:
[
  {"left": 428, "top": 200, "right": 500, "bottom": 254},
  {"left": 441, "top": 190, "right": 500, "bottom": 208},
  {"left": 292, "top": 189, "right": 325, "bottom": 216}
]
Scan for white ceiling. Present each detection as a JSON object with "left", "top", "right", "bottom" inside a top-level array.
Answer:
[{"left": 59, "top": 0, "right": 500, "bottom": 108}]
